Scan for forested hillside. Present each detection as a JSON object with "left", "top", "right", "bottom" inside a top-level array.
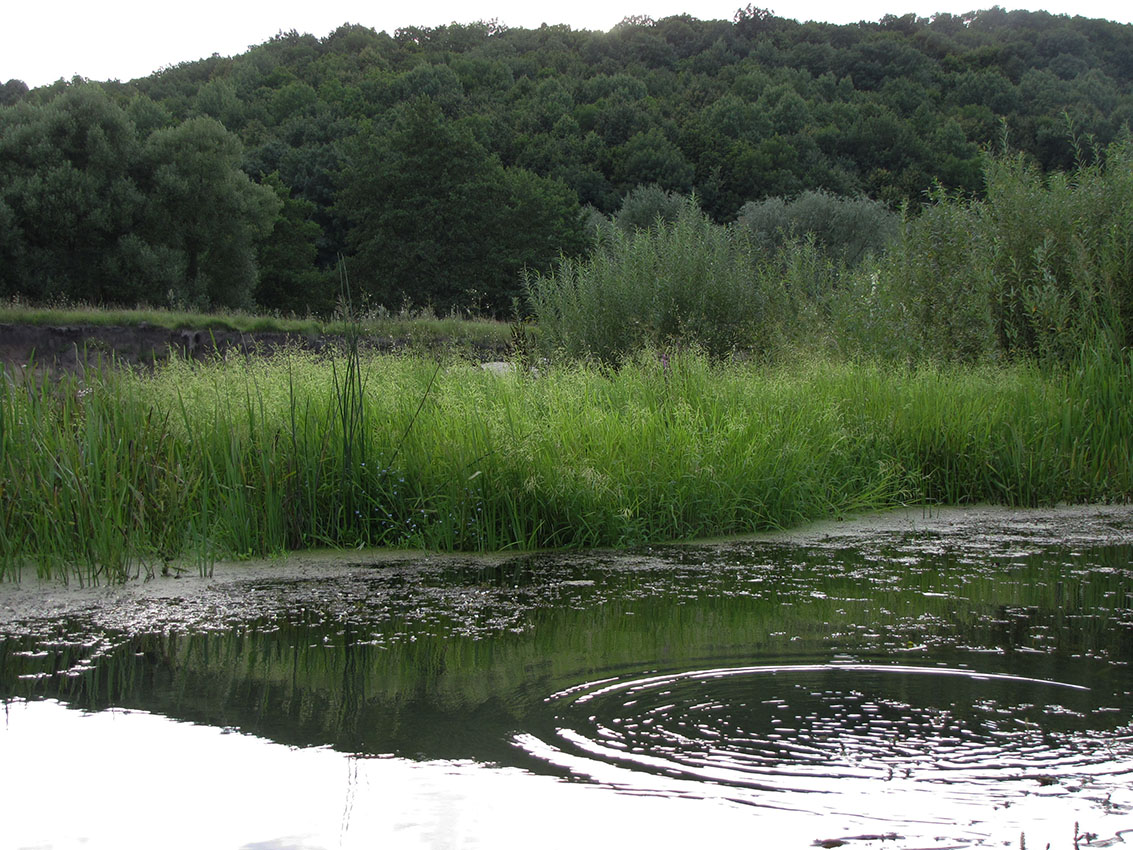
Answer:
[{"left": 2, "top": 7, "right": 1131, "bottom": 315}]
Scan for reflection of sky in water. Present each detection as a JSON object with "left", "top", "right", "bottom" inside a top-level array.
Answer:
[
  {"left": 4, "top": 693, "right": 1132, "bottom": 849},
  {"left": 2, "top": 699, "right": 798, "bottom": 850}
]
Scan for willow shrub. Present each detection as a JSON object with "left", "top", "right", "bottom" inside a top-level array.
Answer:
[
  {"left": 851, "top": 141, "right": 1133, "bottom": 364},
  {"left": 981, "top": 143, "right": 1133, "bottom": 362},
  {"left": 3, "top": 347, "right": 1131, "bottom": 583},
  {"left": 736, "top": 190, "right": 899, "bottom": 267},
  {"left": 525, "top": 197, "right": 776, "bottom": 364}
]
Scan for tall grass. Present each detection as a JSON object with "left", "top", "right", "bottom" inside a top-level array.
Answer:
[{"left": 3, "top": 345, "right": 1129, "bottom": 583}]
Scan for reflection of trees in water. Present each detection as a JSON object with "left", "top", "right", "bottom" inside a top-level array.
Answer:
[{"left": 1, "top": 542, "right": 1130, "bottom": 758}]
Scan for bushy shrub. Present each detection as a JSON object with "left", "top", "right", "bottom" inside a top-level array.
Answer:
[
  {"left": 736, "top": 190, "right": 899, "bottom": 265},
  {"left": 526, "top": 196, "right": 770, "bottom": 363},
  {"left": 613, "top": 184, "right": 688, "bottom": 233},
  {"left": 855, "top": 141, "right": 1133, "bottom": 364},
  {"left": 533, "top": 146, "right": 1133, "bottom": 369},
  {"left": 865, "top": 190, "right": 999, "bottom": 363},
  {"left": 979, "top": 144, "right": 1133, "bottom": 361}
]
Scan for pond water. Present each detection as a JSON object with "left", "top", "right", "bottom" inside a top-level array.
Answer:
[{"left": 2, "top": 507, "right": 1132, "bottom": 850}]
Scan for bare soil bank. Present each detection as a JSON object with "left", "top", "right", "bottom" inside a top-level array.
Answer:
[{"left": 0, "top": 322, "right": 511, "bottom": 373}]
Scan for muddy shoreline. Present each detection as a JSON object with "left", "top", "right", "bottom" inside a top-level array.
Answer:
[
  {"left": 0, "top": 322, "right": 512, "bottom": 374},
  {"left": 2, "top": 503, "right": 1130, "bottom": 633}
]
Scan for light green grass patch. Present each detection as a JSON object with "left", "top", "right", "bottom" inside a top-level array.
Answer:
[{"left": 2, "top": 348, "right": 1129, "bottom": 583}]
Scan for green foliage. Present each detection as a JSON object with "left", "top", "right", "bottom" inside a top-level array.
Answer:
[
  {"left": 867, "top": 189, "right": 1000, "bottom": 363},
  {"left": 341, "top": 97, "right": 586, "bottom": 315},
  {"left": 612, "top": 184, "right": 688, "bottom": 233},
  {"left": 853, "top": 141, "right": 1133, "bottom": 364},
  {"left": 0, "top": 85, "right": 280, "bottom": 310},
  {"left": 736, "top": 190, "right": 899, "bottom": 265},
  {"left": 141, "top": 117, "right": 281, "bottom": 309},
  {"left": 537, "top": 142, "right": 1133, "bottom": 372},
  {"left": 3, "top": 348, "right": 1130, "bottom": 582},
  {"left": 0, "top": 85, "right": 146, "bottom": 302},
  {"left": 254, "top": 174, "right": 336, "bottom": 314},
  {"left": 0, "top": 79, "right": 29, "bottom": 106},
  {"left": 980, "top": 143, "right": 1133, "bottom": 361},
  {"left": 614, "top": 128, "right": 696, "bottom": 194},
  {"left": 526, "top": 196, "right": 771, "bottom": 363},
  {"left": 10, "top": 13, "right": 1133, "bottom": 581},
  {"left": 6, "top": 9, "right": 1133, "bottom": 318}
]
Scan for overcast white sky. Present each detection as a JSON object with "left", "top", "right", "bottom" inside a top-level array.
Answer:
[{"left": 4, "top": 0, "right": 1132, "bottom": 89}]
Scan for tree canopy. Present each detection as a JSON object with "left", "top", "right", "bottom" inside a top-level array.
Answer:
[
  {"left": 2, "top": 9, "right": 1131, "bottom": 314},
  {"left": 0, "top": 86, "right": 278, "bottom": 308}
]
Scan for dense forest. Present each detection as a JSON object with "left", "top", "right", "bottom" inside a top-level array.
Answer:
[{"left": 1, "top": 6, "right": 1132, "bottom": 316}]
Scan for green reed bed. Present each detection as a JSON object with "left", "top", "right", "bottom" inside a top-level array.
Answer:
[{"left": 1, "top": 346, "right": 1130, "bottom": 583}]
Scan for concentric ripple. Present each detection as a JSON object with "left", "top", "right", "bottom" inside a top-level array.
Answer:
[{"left": 516, "top": 663, "right": 1133, "bottom": 840}]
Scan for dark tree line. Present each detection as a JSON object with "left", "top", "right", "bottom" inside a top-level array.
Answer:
[
  {"left": 2, "top": 7, "right": 1132, "bottom": 314},
  {"left": 0, "top": 86, "right": 280, "bottom": 308}
]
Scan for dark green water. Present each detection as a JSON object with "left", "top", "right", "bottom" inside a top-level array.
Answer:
[{"left": 2, "top": 509, "right": 1132, "bottom": 849}]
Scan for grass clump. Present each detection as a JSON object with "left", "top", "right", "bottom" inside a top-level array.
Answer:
[{"left": 3, "top": 346, "right": 1130, "bottom": 584}]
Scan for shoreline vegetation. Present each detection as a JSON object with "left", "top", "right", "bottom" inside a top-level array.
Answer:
[
  {"left": 1, "top": 343, "right": 1130, "bottom": 584},
  {"left": 0, "top": 301, "right": 513, "bottom": 358},
  {"left": 3, "top": 144, "right": 1132, "bottom": 584}
]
